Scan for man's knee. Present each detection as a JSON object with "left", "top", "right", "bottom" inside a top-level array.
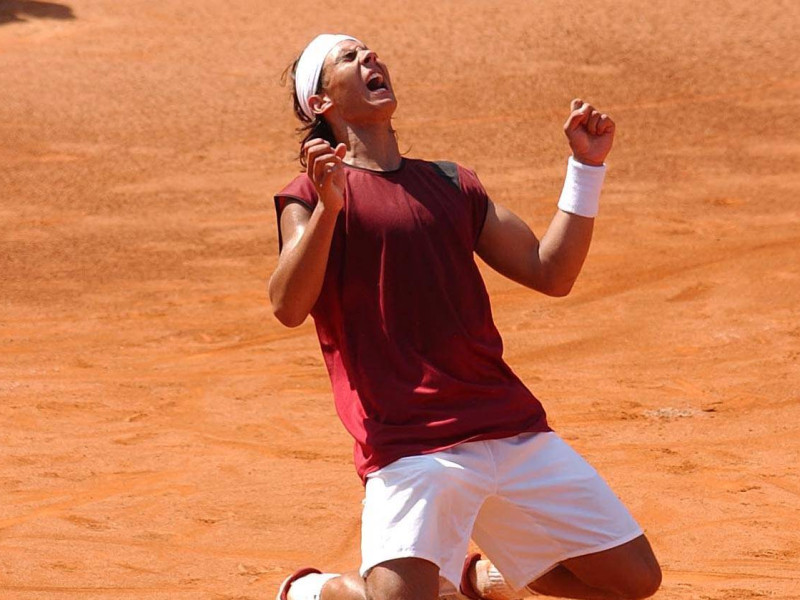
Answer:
[
  {"left": 322, "top": 573, "right": 367, "bottom": 600},
  {"left": 365, "top": 558, "right": 440, "bottom": 600},
  {"left": 616, "top": 560, "right": 662, "bottom": 599},
  {"left": 559, "top": 534, "right": 662, "bottom": 600},
  {"left": 610, "top": 545, "right": 662, "bottom": 600}
]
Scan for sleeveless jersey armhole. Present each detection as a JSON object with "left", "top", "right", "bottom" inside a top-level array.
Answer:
[
  {"left": 274, "top": 195, "right": 315, "bottom": 252},
  {"left": 274, "top": 171, "right": 318, "bottom": 252},
  {"left": 430, "top": 161, "right": 490, "bottom": 248},
  {"left": 430, "top": 161, "right": 461, "bottom": 190},
  {"left": 453, "top": 165, "right": 490, "bottom": 248}
]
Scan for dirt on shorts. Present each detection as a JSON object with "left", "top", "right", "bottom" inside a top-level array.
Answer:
[{"left": 1, "top": 1, "right": 799, "bottom": 598}]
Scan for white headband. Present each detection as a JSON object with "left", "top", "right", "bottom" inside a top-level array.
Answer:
[{"left": 295, "top": 34, "right": 360, "bottom": 120}]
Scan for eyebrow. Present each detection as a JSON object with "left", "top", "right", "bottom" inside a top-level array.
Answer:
[{"left": 334, "top": 45, "right": 368, "bottom": 63}]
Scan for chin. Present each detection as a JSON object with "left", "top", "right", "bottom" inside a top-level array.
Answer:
[
  {"left": 364, "top": 100, "right": 398, "bottom": 123},
  {"left": 377, "top": 96, "right": 398, "bottom": 116}
]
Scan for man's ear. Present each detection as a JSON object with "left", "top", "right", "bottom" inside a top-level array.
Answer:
[{"left": 308, "top": 93, "right": 333, "bottom": 116}]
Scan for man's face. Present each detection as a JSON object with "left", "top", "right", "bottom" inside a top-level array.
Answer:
[{"left": 319, "top": 40, "right": 397, "bottom": 124}]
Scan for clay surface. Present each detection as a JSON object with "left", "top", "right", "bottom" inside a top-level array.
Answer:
[{"left": 1, "top": 1, "right": 799, "bottom": 598}]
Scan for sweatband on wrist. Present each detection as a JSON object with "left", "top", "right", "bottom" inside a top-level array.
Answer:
[{"left": 557, "top": 156, "right": 606, "bottom": 218}]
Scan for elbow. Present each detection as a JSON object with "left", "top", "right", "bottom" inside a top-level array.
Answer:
[
  {"left": 536, "top": 274, "right": 576, "bottom": 297},
  {"left": 268, "top": 289, "right": 307, "bottom": 329},
  {"left": 268, "top": 275, "right": 308, "bottom": 328},
  {"left": 271, "top": 302, "right": 308, "bottom": 328},
  {"left": 546, "top": 281, "right": 575, "bottom": 297},
  {"left": 525, "top": 257, "right": 581, "bottom": 297}
]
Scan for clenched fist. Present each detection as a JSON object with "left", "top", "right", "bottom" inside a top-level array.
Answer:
[
  {"left": 564, "top": 99, "right": 615, "bottom": 167},
  {"left": 304, "top": 138, "right": 348, "bottom": 213}
]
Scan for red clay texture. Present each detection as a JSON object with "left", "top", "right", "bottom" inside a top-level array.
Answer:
[{"left": 1, "top": 1, "right": 799, "bottom": 599}]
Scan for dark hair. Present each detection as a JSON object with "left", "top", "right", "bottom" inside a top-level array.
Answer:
[{"left": 282, "top": 56, "right": 337, "bottom": 169}]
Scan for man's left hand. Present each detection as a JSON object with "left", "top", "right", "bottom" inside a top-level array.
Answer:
[{"left": 564, "top": 98, "right": 615, "bottom": 167}]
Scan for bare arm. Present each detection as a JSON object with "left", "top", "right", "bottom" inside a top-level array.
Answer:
[
  {"left": 476, "top": 203, "right": 593, "bottom": 297},
  {"left": 268, "top": 139, "right": 347, "bottom": 327},
  {"left": 476, "top": 99, "right": 615, "bottom": 297},
  {"left": 268, "top": 202, "right": 340, "bottom": 326}
]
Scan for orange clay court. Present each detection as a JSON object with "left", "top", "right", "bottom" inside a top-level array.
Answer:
[{"left": 1, "top": 1, "right": 799, "bottom": 598}]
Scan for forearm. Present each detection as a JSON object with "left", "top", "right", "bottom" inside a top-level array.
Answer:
[
  {"left": 536, "top": 210, "right": 594, "bottom": 296},
  {"left": 477, "top": 100, "right": 614, "bottom": 297},
  {"left": 536, "top": 155, "right": 605, "bottom": 295},
  {"left": 268, "top": 204, "right": 340, "bottom": 327}
]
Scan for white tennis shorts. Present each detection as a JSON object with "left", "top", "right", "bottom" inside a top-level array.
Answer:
[{"left": 360, "top": 432, "right": 643, "bottom": 590}]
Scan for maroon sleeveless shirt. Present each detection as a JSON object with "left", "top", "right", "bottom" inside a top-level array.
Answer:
[{"left": 275, "top": 158, "right": 550, "bottom": 481}]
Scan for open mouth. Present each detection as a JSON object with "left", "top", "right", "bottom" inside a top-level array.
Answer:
[{"left": 366, "top": 73, "right": 388, "bottom": 92}]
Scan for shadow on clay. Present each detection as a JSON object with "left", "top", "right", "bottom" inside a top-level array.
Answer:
[{"left": 0, "top": 0, "right": 75, "bottom": 25}]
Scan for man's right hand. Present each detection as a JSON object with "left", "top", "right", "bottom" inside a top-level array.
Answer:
[{"left": 304, "top": 138, "right": 347, "bottom": 212}]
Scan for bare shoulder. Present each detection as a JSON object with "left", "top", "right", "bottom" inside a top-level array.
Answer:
[{"left": 279, "top": 200, "right": 313, "bottom": 250}]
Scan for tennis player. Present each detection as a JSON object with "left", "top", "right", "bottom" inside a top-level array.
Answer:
[{"left": 269, "top": 34, "right": 662, "bottom": 600}]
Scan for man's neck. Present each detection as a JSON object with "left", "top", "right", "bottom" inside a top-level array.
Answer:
[{"left": 337, "top": 122, "right": 402, "bottom": 172}]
